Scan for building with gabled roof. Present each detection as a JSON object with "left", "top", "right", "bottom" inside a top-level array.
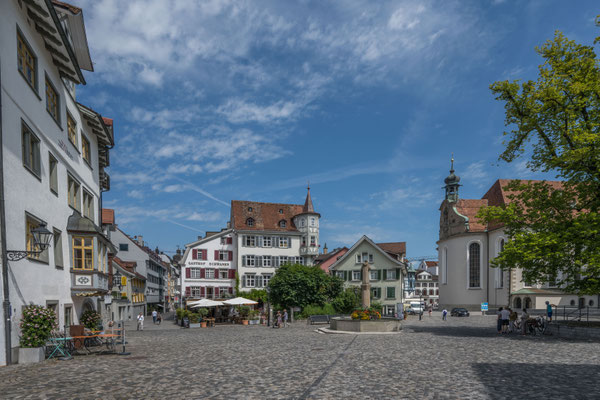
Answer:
[{"left": 438, "top": 159, "right": 594, "bottom": 311}]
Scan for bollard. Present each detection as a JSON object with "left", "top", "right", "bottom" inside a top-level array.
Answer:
[{"left": 118, "top": 319, "right": 130, "bottom": 356}]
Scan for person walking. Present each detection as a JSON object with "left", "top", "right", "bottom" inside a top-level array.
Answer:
[
  {"left": 137, "top": 312, "right": 144, "bottom": 331},
  {"left": 442, "top": 308, "right": 448, "bottom": 321},
  {"left": 276, "top": 311, "right": 282, "bottom": 329},
  {"left": 521, "top": 308, "right": 529, "bottom": 336},
  {"left": 283, "top": 309, "right": 289, "bottom": 328},
  {"left": 428, "top": 306, "right": 432, "bottom": 317},
  {"left": 545, "top": 301, "right": 555, "bottom": 322},
  {"left": 500, "top": 307, "right": 510, "bottom": 334},
  {"left": 152, "top": 309, "right": 158, "bottom": 324},
  {"left": 157, "top": 312, "right": 162, "bottom": 325}
]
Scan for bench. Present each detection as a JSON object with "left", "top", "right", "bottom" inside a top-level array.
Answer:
[{"left": 307, "top": 315, "right": 330, "bottom": 325}]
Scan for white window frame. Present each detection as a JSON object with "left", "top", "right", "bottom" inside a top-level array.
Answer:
[
  {"left": 205, "top": 268, "right": 215, "bottom": 279},
  {"left": 245, "top": 236, "right": 255, "bottom": 247},
  {"left": 279, "top": 256, "right": 288, "bottom": 265},
  {"left": 263, "top": 255, "right": 271, "bottom": 267},
  {"left": 356, "top": 254, "right": 362, "bottom": 264},
  {"left": 352, "top": 271, "right": 361, "bottom": 281},
  {"left": 310, "top": 218, "right": 315, "bottom": 226},
  {"left": 263, "top": 236, "right": 272, "bottom": 247},
  {"left": 191, "top": 286, "right": 202, "bottom": 297},
  {"left": 219, "top": 250, "right": 229, "bottom": 261},
  {"left": 246, "top": 274, "right": 256, "bottom": 288},
  {"left": 190, "top": 268, "right": 201, "bottom": 279},
  {"left": 263, "top": 274, "right": 272, "bottom": 287},
  {"left": 369, "top": 271, "right": 378, "bottom": 281},
  {"left": 219, "top": 270, "right": 228, "bottom": 279},
  {"left": 279, "top": 237, "right": 288, "bottom": 248},
  {"left": 247, "top": 255, "right": 255, "bottom": 267},
  {"left": 336, "top": 271, "right": 344, "bottom": 279},
  {"left": 386, "top": 269, "right": 396, "bottom": 280}
]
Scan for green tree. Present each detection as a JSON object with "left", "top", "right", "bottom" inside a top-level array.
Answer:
[
  {"left": 268, "top": 263, "right": 343, "bottom": 309},
  {"left": 246, "top": 288, "right": 268, "bottom": 303},
  {"left": 479, "top": 23, "right": 600, "bottom": 294},
  {"left": 332, "top": 288, "right": 361, "bottom": 313}
]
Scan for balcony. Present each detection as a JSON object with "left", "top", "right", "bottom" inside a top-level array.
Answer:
[
  {"left": 299, "top": 246, "right": 319, "bottom": 256},
  {"left": 100, "top": 169, "right": 110, "bottom": 191},
  {"left": 71, "top": 270, "right": 109, "bottom": 295}
]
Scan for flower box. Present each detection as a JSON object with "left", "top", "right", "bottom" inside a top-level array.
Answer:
[
  {"left": 189, "top": 323, "right": 201, "bottom": 328},
  {"left": 19, "top": 347, "right": 45, "bottom": 364}
]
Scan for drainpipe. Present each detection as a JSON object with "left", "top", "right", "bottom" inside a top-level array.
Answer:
[
  {"left": 486, "top": 232, "right": 490, "bottom": 307},
  {"left": 0, "top": 61, "right": 12, "bottom": 365}
]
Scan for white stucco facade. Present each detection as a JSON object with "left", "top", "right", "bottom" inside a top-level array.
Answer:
[
  {"left": 181, "top": 230, "right": 236, "bottom": 300},
  {"left": 0, "top": 1, "right": 114, "bottom": 365}
]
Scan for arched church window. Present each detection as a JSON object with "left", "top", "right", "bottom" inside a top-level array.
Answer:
[{"left": 468, "top": 242, "right": 481, "bottom": 288}]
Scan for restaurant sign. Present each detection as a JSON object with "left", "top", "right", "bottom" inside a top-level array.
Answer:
[{"left": 188, "top": 261, "right": 229, "bottom": 267}]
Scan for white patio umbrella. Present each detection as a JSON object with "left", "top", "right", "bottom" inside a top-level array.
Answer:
[
  {"left": 188, "top": 299, "right": 225, "bottom": 308},
  {"left": 223, "top": 297, "right": 258, "bottom": 306}
]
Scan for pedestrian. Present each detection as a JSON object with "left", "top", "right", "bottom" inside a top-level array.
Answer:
[
  {"left": 509, "top": 308, "right": 518, "bottom": 333},
  {"left": 283, "top": 309, "right": 289, "bottom": 328},
  {"left": 521, "top": 308, "right": 529, "bottom": 335},
  {"left": 545, "top": 301, "right": 555, "bottom": 322},
  {"left": 500, "top": 307, "right": 510, "bottom": 334},
  {"left": 157, "top": 312, "right": 162, "bottom": 325},
  {"left": 152, "top": 309, "right": 157, "bottom": 324},
  {"left": 428, "top": 306, "right": 432, "bottom": 317},
  {"left": 442, "top": 308, "right": 448, "bottom": 321},
  {"left": 137, "top": 312, "right": 144, "bottom": 331},
  {"left": 497, "top": 307, "right": 503, "bottom": 334},
  {"left": 276, "top": 311, "right": 282, "bottom": 329}
]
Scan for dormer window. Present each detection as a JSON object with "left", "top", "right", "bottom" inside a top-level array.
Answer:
[
  {"left": 279, "top": 209, "right": 283, "bottom": 214},
  {"left": 246, "top": 218, "right": 254, "bottom": 227},
  {"left": 279, "top": 220, "right": 286, "bottom": 228},
  {"left": 248, "top": 207, "right": 253, "bottom": 212}
]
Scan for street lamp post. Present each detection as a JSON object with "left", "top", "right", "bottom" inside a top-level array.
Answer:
[{"left": 7, "top": 222, "right": 53, "bottom": 261}]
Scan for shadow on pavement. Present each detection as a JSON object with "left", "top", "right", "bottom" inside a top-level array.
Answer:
[
  {"left": 472, "top": 363, "right": 600, "bottom": 400},
  {"left": 407, "top": 325, "right": 500, "bottom": 338}
]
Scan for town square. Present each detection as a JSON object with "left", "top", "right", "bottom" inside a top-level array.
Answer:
[{"left": 1, "top": 0, "right": 600, "bottom": 398}]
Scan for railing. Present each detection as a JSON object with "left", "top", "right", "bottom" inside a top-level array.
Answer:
[
  {"left": 299, "top": 246, "right": 319, "bottom": 256},
  {"left": 560, "top": 306, "right": 600, "bottom": 327}
]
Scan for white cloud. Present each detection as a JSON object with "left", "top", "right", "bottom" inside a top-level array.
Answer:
[
  {"left": 126, "top": 190, "right": 145, "bottom": 199},
  {"left": 217, "top": 99, "right": 303, "bottom": 124},
  {"left": 461, "top": 161, "right": 490, "bottom": 185}
]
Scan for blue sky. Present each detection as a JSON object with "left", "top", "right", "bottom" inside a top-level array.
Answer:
[{"left": 76, "top": 0, "right": 599, "bottom": 257}]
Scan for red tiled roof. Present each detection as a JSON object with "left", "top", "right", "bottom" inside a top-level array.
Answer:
[
  {"left": 113, "top": 257, "right": 146, "bottom": 281},
  {"left": 314, "top": 247, "right": 348, "bottom": 264},
  {"left": 455, "top": 199, "right": 488, "bottom": 232},
  {"left": 52, "top": 0, "right": 82, "bottom": 14},
  {"left": 425, "top": 261, "right": 438, "bottom": 267},
  {"left": 102, "top": 208, "right": 115, "bottom": 225},
  {"left": 231, "top": 201, "right": 303, "bottom": 231},
  {"left": 102, "top": 117, "right": 113, "bottom": 127},
  {"left": 375, "top": 242, "right": 406, "bottom": 256}
]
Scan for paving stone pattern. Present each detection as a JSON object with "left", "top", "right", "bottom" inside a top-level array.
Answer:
[{"left": 0, "top": 313, "right": 599, "bottom": 399}]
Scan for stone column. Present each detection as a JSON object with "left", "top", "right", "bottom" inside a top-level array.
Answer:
[{"left": 361, "top": 261, "right": 371, "bottom": 308}]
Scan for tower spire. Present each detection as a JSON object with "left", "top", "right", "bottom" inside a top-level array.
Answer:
[
  {"left": 303, "top": 184, "right": 314, "bottom": 213},
  {"left": 450, "top": 153, "right": 454, "bottom": 173},
  {"left": 444, "top": 153, "right": 461, "bottom": 202}
]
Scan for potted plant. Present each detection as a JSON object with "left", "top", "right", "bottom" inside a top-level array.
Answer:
[
  {"left": 19, "top": 305, "right": 56, "bottom": 364},
  {"left": 197, "top": 308, "right": 209, "bottom": 327},
  {"left": 189, "top": 313, "right": 201, "bottom": 328},
  {"left": 249, "top": 310, "right": 260, "bottom": 325},
  {"left": 239, "top": 306, "right": 251, "bottom": 325},
  {"left": 175, "top": 308, "right": 184, "bottom": 325}
]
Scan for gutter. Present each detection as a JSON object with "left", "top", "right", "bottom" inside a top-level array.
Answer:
[{"left": 0, "top": 60, "right": 12, "bottom": 364}]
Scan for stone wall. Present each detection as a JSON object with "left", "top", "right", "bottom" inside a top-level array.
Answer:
[{"left": 546, "top": 323, "right": 600, "bottom": 340}]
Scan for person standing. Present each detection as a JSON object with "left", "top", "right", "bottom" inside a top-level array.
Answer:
[
  {"left": 276, "top": 311, "right": 282, "bottom": 329},
  {"left": 497, "top": 307, "right": 503, "bottom": 334},
  {"left": 442, "top": 308, "right": 448, "bottom": 321},
  {"left": 152, "top": 309, "right": 158, "bottom": 324},
  {"left": 283, "top": 309, "right": 289, "bottom": 328},
  {"left": 521, "top": 308, "right": 529, "bottom": 335},
  {"left": 157, "top": 312, "right": 162, "bottom": 325},
  {"left": 428, "top": 306, "right": 432, "bottom": 317},
  {"left": 509, "top": 308, "right": 518, "bottom": 333},
  {"left": 500, "top": 307, "right": 510, "bottom": 334},
  {"left": 545, "top": 301, "right": 555, "bottom": 322},
  {"left": 137, "top": 312, "right": 144, "bottom": 331}
]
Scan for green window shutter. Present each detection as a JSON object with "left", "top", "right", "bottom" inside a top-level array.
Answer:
[
  {"left": 344, "top": 271, "right": 349, "bottom": 281},
  {"left": 377, "top": 270, "right": 381, "bottom": 280},
  {"left": 396, "top": 268, "right": 401, "bottom": 280}
]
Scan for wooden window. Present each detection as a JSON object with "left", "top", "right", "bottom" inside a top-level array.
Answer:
[
  {"left": 45, "top": 77, "right": 59, "bottom": 123},
  {"left": 17, "top": 30, "right": 36, "bottom": 90},
  {"left": 26, "top": 214, "right": 48, "bottom": 262},
  {"left": 119, "top": 243, "right": 128, "bottom": 251},
  {"left": 468, "top": 242, "right": 481, "bottom": 288},
  {"left": 22, "top": 122, "right": 40, "bottom": 177},
  {"left": 82, "top": 189, "right": 93, "bottom": 219},
  {"left": 386, "top": 287, "right": 396, "bottom": 299},
  {"left": 67, "top": 114, "right": 78, "bottom": 147},
  {"left": 49, "top": 153, "right": 58, "bottom": 194},
  {"left": 246, "top": 217, "right": 254, "bottom": 226},
  {"left": 53, "top": 228, "right": 63, "bottom": 268},
  {"left": 82, "top": 135, "right": 91, "bottom": 165},
  {"left": 72, "top": 236, "right": 94, "bottom": 270},
  {"left": 67, "top": 175, "right": 80, "bottom": 211}
]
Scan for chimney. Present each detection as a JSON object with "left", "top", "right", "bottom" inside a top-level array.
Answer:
[
  {"left": 137, "top": 235, "right": 144, "bottom": 246},
  {"left": 323, "top": 243, "right": 328, "bottom": 254},
  {"left": 198, "top": 236, "right": 203, "bottom": 241},
  {"left": 155, "top": 247, "right": 159, "bottom": 254}
]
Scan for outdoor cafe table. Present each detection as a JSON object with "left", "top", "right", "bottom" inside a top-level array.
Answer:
[
  {"left": 70, "top": 334, "right": 121, "bottom": 354},
  {"left": 47, "top": 337, "right": 73, "bottom": 359}
]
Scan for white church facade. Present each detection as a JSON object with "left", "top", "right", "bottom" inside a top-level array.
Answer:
[{"left": 437, "top": 160, "right": 597, "bottom": 311}]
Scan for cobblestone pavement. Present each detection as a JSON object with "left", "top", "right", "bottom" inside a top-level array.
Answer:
[{"left": 1, "top": 313, "right": 599, "bottom": 399}]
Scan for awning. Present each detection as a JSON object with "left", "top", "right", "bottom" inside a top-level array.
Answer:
[
  {"left": 188, "top": 299, "right": 224, "bottom": 308},
  {"left": 223, "top": 297, "right": 258, "bottom": 306}
]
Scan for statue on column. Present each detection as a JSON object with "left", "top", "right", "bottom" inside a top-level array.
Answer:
[{"left": 361, "top": 261, "right": 372, "bottom": 308}]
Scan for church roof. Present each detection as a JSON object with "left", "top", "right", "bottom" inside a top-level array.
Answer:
[{"left": 231, "top": 201, "right": 303, "bottom": 232}]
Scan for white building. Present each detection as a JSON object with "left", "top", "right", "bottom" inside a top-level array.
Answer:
[
  {"left": 181, "top": 229, "right": 236, "bottom": 301},
  {"left": 415, "top": 269, "right": 439, "bottom": 306},
  {"left": 438, "top": 160, "right": 598, "bottom": 311},
  {"left": 0, "top": 1, "right": 114, "bottom": 365},
  {"left": 110, "top": 228, "right": 167, "bottom": 312},
  {"left": 231, "top": 188, "right": 320, "bottom": 292}
]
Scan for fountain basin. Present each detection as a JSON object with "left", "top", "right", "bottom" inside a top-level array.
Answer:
[{"left": 329, "top": 317, "right": 401, "bottom": 333}]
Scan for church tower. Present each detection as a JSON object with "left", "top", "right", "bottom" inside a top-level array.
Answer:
[
  {"left": 293, "top": 185, "right": 321, "bottom": 265},
  {"left": 444, "top": 155, "right": 461, "bottom": 202}
]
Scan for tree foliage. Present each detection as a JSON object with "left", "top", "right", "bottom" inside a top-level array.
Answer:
[
  {"left": 332, "top": 288, "right": 361, "bottom": 313},
  {"left": 268, "top": 263, "right": 343, "bottom": 308},
  {"left": 479, "top": 24, "right": 600, "bottom": 294}
]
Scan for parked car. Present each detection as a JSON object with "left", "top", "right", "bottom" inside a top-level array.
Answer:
[
  {"left": 406, "top": 307, "right": 414, "bottom": 315},
  {"left": 450, "top": 308, "right": 470, "bottom": 317}
]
